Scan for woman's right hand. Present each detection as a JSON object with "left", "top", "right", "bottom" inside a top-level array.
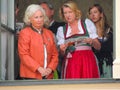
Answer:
[
  {"left": 60, "top": 44, "right": 67, "bottom": 52},
  {"left": 37, "top": 67, "right": 47, "bottom": 77}
]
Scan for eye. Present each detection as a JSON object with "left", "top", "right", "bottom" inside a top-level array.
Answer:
[
  {"left": 63, "top": 11, "right": 67, "bottom": 15},
  {"left": 34, "top": 16, "right": 38, "bottom": 19},
  {"left": 89, "top": 12, "right": 92, "bottom": 15},
  {"left": 40, "top": 15, "right": 43, "bottom": 18},
  {"left": 69, "top": 11, "right": 73, "bottom": 13}
]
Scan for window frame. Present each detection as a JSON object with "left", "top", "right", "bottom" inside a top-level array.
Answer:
[{"left": 0, "top": 0, "right": 120, "bottom": 86}]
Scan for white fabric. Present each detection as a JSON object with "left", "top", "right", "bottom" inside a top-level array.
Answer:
[
  {"left": 85, "top": 18, "right": 98, "bottom": 39},
  {"left": 49, "top": 20, "right": 55, "bottom": 26},
  {"left": 66, "top": 19, "right": 84, "bottom": 37},
  {"left": 56, "top": 18, "right": 98, "bottom": 45},
  {"left": 44, "top": 45, "right": 47, "bottom": 68}
]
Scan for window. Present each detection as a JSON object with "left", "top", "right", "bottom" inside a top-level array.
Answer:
[
  {"left": 1, "top": 0, "right": 14, "bottom": 29},
  {"left": 0, "top": 0, "right": 120, "bottom": 86},
  {"left": 0, "top": 0, "right": 14, "bottom": 80}
]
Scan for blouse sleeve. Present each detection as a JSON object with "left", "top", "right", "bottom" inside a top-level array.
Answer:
[
  {"left": 85, "top": 18, "right": 98, "bottom": 39},
  {"left": 56, "top": 26, "right": 65, "bottom": 45}
]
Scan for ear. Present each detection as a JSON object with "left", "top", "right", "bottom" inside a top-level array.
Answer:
[
  {"left": 51, "top": 9, "right": 54, "bottom": 15},
  {"left": 29, "top": 17, "right": 32, "bottom": 22},
  {"left": 100, "top": 13, "right": 103, "bottom": 18}
]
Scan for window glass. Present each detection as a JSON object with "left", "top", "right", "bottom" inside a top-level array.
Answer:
[{"left": 1, "top": 0, "right": 14, "bottom": 30}]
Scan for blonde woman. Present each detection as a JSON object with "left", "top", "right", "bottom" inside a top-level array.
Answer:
[{"left": 56, "top": 1, "right": 101, "bottom": 79}]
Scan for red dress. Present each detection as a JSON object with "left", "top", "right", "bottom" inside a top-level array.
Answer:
[{"left": 62, "top": 22, "right": 100, "bottom": 79}]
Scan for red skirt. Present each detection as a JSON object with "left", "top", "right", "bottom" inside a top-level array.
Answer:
[{"left": 62, "top": 50, "right": 100, "bottom": 79}]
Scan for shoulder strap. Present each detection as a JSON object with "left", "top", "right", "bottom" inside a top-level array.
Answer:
[
  {"left": 62, "top": 24, "right": 67, "bottom": 40},
  {"left": 63, "top": 24, "right": 66, "bottom": 34},
  {"left": 63, "top": 20, "right": 90, "bottom": 38},
  {"left": 81, "top": 19, "right": 89, "bottom": 37}
]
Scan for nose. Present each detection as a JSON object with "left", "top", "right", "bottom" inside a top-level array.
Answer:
[{"left": 38, "top": 17, "right": 41, "bottom": 22}]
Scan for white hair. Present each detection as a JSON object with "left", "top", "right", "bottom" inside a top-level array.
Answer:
[{"left": 23, "top": 4, "right": 49, "bottom": 27}]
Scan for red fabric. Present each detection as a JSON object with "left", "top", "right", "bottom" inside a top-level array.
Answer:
[{"left": 63, "top": 50, "right": 100, "bottom": 79}]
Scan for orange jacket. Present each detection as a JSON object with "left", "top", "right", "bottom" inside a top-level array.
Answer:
[{"left": 18, "top": 27, "right": 58, "bottom": 79}]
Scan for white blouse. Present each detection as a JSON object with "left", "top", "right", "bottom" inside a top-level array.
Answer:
[{"left": 56, "top": 18, "right": 98, "bottom": 45}]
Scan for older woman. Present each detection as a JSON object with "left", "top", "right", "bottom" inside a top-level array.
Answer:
[
  {"left": 18, "top": 4, "right": 58, "bottom": 80},
  {"left": 56, "top": 1, "right": 101, "bottom": 79}
]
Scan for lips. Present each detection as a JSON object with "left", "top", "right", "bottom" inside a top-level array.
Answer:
[
  {"left": 91, "top": 18, "right": 96, "bottom": 21},
  {"left": 67, "top": 17, "right": 72, "bottom": 21}
]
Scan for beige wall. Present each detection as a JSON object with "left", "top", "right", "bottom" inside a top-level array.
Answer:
[{"left": 0, "top": 83, "right": 120, "bottom": 90}]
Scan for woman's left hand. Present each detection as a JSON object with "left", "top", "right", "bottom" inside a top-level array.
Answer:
[
  {"left": 45, "top": 68, "right": 52, "bottom": 78},
  {"left": 84, "top": 38, "right": 93, "bottom": 45}
]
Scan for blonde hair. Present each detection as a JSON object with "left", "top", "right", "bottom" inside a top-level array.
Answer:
[
  {"left": 23, "top": 4, "right": 49, "bottom": 27},
  {"left": 59, "top": 0, "right": 82, "bottom": 22}
]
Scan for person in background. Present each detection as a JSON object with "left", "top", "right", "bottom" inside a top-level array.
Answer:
[
  {"left": 15, "top": 3, "right": 19, "bottom": 22},
  {"left": 56, "top": 0, "right": 101, "bottom": 79},
  {"left": 15, "top": 3, "right": 24, "bottom": 80},
  {"left": 88, "top": 4, "right": 113, "bottom": 78},
  {"left": 40, "top": 1, "right": 65, "bottom": 35},
  {"left": 18, "top": 4, "right": 58, "bottom": 79},
  {"left": 40, "top": 1, "right": 65, "bottom": 79}
]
